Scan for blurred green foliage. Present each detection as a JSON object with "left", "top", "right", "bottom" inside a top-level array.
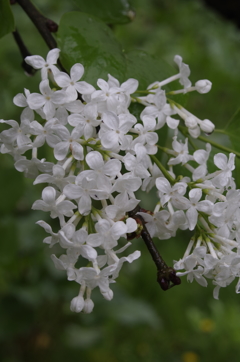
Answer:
[
  {"left": 0, "top": 0, "right": 15, "bottom": 39},
  {"left": 1, "top": 0, "right": 240, "bottom": 361}
]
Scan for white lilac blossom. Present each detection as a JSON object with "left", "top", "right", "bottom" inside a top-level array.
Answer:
[
  {"left": 2, "top": 47, "right": 240, "bottom": 313},
  {"left": 25, "top": 48, "right": 60, "bottom": 79}
]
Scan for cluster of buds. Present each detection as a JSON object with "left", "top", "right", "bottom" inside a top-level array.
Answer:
[{"left": 1, "top": 48, "right": 239, "bottom": 313}]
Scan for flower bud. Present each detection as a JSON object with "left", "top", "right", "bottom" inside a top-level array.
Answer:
[
  {"left": 200, "top": 119, "right": 215, "bottom": 134},
  {"left": 188, "top": 125, "right": 201, "bottom": 138},
  {"left": 185, "top": 116, "right": 198, "bottom": 129},
  {"left": 70, "top": 295, "right": 84, "bottom": 313},
  {"left": 83, "top": 298, "right": 94, "bottom": 313},
  {"left": 195, "top": 80, "right": 212, "bottom": 94},
  {"left": 67, "top": 267, "right": 76, "bottom": 281},
  {"left": 101, "top": 288, "right": 114, "bottom": 301}
]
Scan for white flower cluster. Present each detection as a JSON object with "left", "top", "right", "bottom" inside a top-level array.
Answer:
[{"left": 0, "top": 48, "right": 239, "bottom": 312}]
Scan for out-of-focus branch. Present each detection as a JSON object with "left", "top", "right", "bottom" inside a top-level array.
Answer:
[
  {"left": 16, "top": 0, "right": 58, "bottom": 49},
  {"left": 12, "top": 29, "right": 36, "bottom": 75},
  {"left": 14, "top": 0, "right": 67, "bottom": 73},
  {"left": 128, "top": 207, "right": 181, "bottom": 291}
]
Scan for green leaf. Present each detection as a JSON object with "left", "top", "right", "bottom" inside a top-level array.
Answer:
[
  {"left": 57, "top": 12, "right": 127, "bottom": 85},
  {"left": 58, "top": 13, "right": 184, "bottom": 89},
  {"left": 71, "top": 0, "right": 135, "bottom": 24},
  {"left": 125, "top": 49, "right": 189, "bottom": 105},
  {"left": 128, "top": 102, "right": 144, "bottom": 120},
  {"left": 0, "top": 0, "right": 15, "bottom": 39},
  {"left": 125, "top": 49, "right": 174, "bottom": 90}
]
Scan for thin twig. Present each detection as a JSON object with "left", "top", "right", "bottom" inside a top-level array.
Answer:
[
  {"left": 128, "top": 208, "right": 181, "bottom": 290},
  {"left": 16, "top": 0, "right": 57, "bottom": 49},
  {"left": 15, "top": 0, "right": 67, "bottom": 74},
  {"left": 12, "top": 29, "right": 36, "bottom": 75}
]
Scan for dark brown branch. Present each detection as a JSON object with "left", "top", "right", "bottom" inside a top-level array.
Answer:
[
  {"left": 12, "top": 29, "right": 36, "bottom": 75},
  {"left": 128, "top": 209, "right": 181, "bottom": 291},
  {"left": 16, "top": 0, "right": 57, "bottom": 49},
  {"left": 15, "top": 0, "right": 68, "bottom": 74}
]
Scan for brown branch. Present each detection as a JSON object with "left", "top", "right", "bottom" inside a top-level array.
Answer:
[
  {"left": 128, "top": 207, "right": 181, "bottom": 291},
  {"left": 12, "top": 29, "right": 36, "bottom": 75},
  {"left": 15, "top": 0, "right": 67, "bottom": 74},
  {"left": 16, "top": 0, "right": 58, "bottom": 49}
]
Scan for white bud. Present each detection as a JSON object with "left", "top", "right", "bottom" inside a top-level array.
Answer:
[
  {"left": 67, "top": 267, "right": 76, "bottom": 281},
  {"left": 188, "top": 126, "right": 201, "bottom": 138},
  {"left": 195, "top": 80, "right": 212, "bottom": 94},
  {"left": 200, "top": 119, "right": 215, "bottom": 134},
  {"left": 70, "top": 295, "right": 84, "bottom": 313},
  {"left": 83, "top": 298, "right": 94, "bottom": 313},
  {"left": 185, "top": 116, "right": 198, "bottom": 129},
  {"left": 101, "top": 288, "right": 114, "bottom": 301}
]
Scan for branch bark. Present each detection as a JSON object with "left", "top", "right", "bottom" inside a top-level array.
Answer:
[
  {"left": 128, "top": 207, "right": 181, "bottom": 290},
  {"left": 12, "top": 29, "right": 36, "bottom": 75},
  {"left": 15, "top": 0, "right": 67, "bottom": 73},
  {"left": 16, "top": 0, "right": 58, "bottom": 49}
]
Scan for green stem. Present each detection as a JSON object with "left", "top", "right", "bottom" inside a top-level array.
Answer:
[
  {"left": 223, "top": 107, "right": 240, "bottom": 130},
  {"left": 213, "top": 129, "right": 228, "bottom": 134},
  {"left": 166, "top": 98, "right": 182, "bottom": 109},
  {"left": 178, "top": 126, "right": 198, "bottom": 151},
  {"left": 85, "top": 214, "right": 96, "bottom": 234},
  {"left": 150, "top": 155, "right": 175, "bottom": 185},
  {"left": 132, "top": 90, "right": 154, "bottom": 94},
  {"left": 156, "top": 144, "right": 169, "bottom": 153},
  {"left": 179, "top": 125, "right": 240, "bottom": 158},
  {"left": 83, "top": 141, "right": 112, "bottom": 158},
  {"left": 197, "top": 134, "right": 240, "bottom": 158}
]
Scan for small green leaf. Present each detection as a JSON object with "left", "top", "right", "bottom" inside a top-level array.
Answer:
[
  {"left": 57, "top": 12, "right": 127, "bottom": 85},
  {"left": 125, "top": 49, "right": 188, "bottom": 105},
  {"left": 125, "top": 50, "right": 174, "bottom": 90},
  {"left": 71, "top": 0, "right": 134, "bottom": 24},
  {"left": 0, "top": 0, "right": 15, "bottom": 39},
  {"left": 57, "top": 11, "right": 190, "bottom": 116}
]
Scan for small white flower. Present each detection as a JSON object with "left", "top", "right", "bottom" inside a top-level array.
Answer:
[
  {"left": 212, "top": 153, "right": 235, "bottom": 187},
  {"left": 175, "top": 188, "right": 213, "bottom": 230},
  {"left": 27, "top": 80, "right": 71, "bottom": 119},
  {"left": 174, "top": 55, "right": 192, "bottom": 89},
  {"left": 54, "top": 63, "right": 95, "bottom": 98},
  {"left": 168, "top": 136, "right": 193, "bottom": 165},
  {"left": 53, "top": 124, "right": 84, "bottom": 161},
  {"left": 25, "top": 48, "right": 60, "bottom": 80},
  {"left": 32, "top": 186, "right": 77, "bottom": 219},
  {"left": 68, "top": 102, "right": 100, "bottom": 139},
  {"left": 99, "top": 111, "right": 136, "bottom": 151},
  {"left": 155, "top": 177, "right": 187, "bottom": 206},
  {"left": 63, "top": 175, "right": 109, "bottom": 215}
]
